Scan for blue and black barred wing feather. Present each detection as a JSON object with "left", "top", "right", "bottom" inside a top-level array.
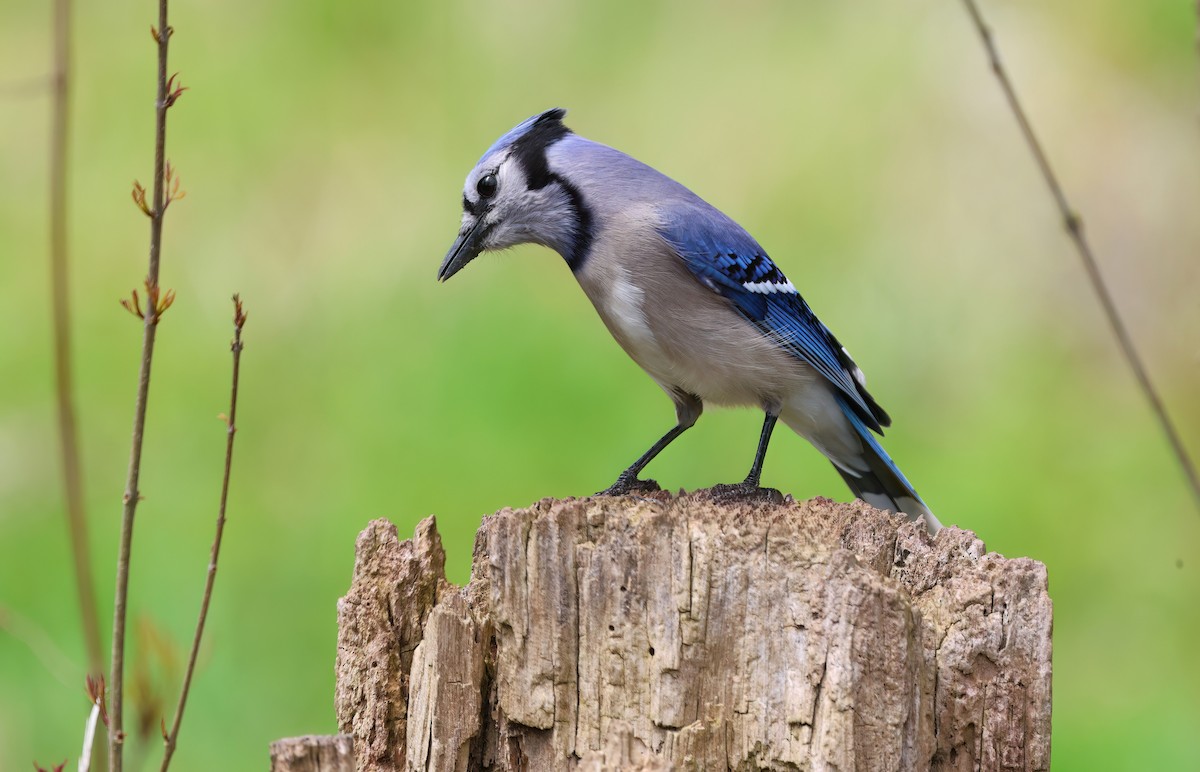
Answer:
[{"left": 657, "top": 208, "right": 891, "bottom": 433}]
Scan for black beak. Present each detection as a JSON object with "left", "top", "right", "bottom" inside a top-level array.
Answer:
[{"left": 438, "top": 218, "right": 489, "bottom": 282}]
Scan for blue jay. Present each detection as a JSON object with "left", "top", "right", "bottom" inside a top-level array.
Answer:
[{"left": 439, "top": 109, "right": 942, "bottom": 534}]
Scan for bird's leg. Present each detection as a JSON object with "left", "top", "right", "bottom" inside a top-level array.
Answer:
[
  {"left": 599, "top": 391, "right": 701, "bottom": 496},
  {"left": 709, "top": 411, "right": 784, "bottom": 503},
  {"left": 599, "top": 423, "right": 690, "bottom": 495},
  {"left": 743, "top": 411, "right": 779, "bottom": 487}
]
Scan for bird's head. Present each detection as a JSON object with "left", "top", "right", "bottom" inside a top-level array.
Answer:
[{"left": 438, "top": 108, "right": 592, "bottom": 281}]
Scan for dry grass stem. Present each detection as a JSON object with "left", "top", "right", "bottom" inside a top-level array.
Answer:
[
  {"left": 49, "top": 0, "right": 104, "bottom": 681},
  {"left": 79, "top": 697, "right": 102, "bottom": 772},
  {"left": 960, "top": 0, "right": 1200, "bottom": 511}
]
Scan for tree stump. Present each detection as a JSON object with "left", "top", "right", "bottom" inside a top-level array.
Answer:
[
  {"left": 332, "top": 493, "right": 1051, "bottom": 771},
  {"left": 269, "top": 734, "right": 355, "bottom": 772}
]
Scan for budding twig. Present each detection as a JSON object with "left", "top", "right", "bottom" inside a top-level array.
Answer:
[
  {"left": 120, "top": 278, "right": 176, "bottom": 323},
  {"left": 158, "top": 295, "right": 247, "bottom": 772},
  {"left": 110, "top": 0, "right": 185, "bottom": 768}
]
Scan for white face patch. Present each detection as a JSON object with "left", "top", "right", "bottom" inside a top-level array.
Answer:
[
  {"left": 743, "top": 280, "right": 797, "bottom": 295},
  {"left": 462, "top": 153, "right": 514, "bottom": 212},
  {"left": 457, "top": 147, "right": 578, "bottom": 259}
]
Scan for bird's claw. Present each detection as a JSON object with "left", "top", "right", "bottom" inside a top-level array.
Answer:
[
  {"left": 597, "top": 474, "right": 662, "bottom": 497},
  {"left": 705, "top": 482, "right": 784, "bottom": 505}
]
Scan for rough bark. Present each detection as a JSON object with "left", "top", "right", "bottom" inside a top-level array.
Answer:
[
  {"left": 333, "top": 492, "right": 1051, "bottom": 771},
  {"left": 335, "top": 518, "right": 450, "bottom": 769},
  {"left": 269, "top": 735, "right": 355, "bottom": 772}
]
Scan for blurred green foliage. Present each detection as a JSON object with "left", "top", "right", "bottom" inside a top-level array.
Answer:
[{"left": 1, "top": 0, "right": 1198, "bottom": 769}]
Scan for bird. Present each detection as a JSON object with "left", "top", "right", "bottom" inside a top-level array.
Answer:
[{"left": 438, "top": 108, "right": 942, "bottom": 534}]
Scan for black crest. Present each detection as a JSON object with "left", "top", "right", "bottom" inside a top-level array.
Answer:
[{"left": 510, "top": 108, "right": 572, "bottom": 190}]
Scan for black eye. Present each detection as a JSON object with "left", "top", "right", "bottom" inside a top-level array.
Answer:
[{"left": 476, "top": 173, "right": 498, "bottom": 199}]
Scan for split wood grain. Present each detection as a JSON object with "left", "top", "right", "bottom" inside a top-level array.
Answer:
[{"left": 332, "top": 493, "right": 1051, "bottom": 771}]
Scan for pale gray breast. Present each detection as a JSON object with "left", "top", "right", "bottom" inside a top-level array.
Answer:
[{"left": 575, "top": 206, "right": 813, "bottom": 408}]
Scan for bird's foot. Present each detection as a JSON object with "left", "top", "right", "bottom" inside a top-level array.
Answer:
[
  {"left": 705, "top": 481, "right": 784, "bottom": 505},
  {"left": 597, "top": 473, "right": 662, "bottom": 497}
]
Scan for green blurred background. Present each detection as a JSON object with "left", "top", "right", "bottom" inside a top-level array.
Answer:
[{"left": 2, "top": 0, "right": 1197, "bottom": 768}]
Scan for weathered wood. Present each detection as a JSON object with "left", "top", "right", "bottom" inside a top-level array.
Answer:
[
  {"left": 334, "top": 492, "right": 1052, "bottom": 771},
  {"left": 335, "top": 517, "right": 450, "bottom": 771},
  {"left": 269, "top": 734, "right": 355, "bottom": 772}
]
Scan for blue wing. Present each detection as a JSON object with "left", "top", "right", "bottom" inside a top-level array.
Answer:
[{"left": 657, "top": 205, "right": 890, "bottom": 433}]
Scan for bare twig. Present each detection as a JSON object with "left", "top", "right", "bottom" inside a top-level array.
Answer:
[
  {"left": 50, "top": 0, "right": 105, "bottom": 683},
  {"left": 159, "top": 295, "right": 247, "bottom": 772},
  {"left": 960, "top": 0, "right": 1200, "bottom": 511},
  {"left": 109, "top": 2, "right": 184, "bottom": 769}
]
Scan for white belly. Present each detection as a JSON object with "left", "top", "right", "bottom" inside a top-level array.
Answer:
[
  {"left": 587, "top": 266, "right": 817, "bottom": 409},
  {"left": 572, "top": 215, "right": 818, "bottom": 410},
  {"left": 606, "top": 270, "right": 657, "bottom": 351}
]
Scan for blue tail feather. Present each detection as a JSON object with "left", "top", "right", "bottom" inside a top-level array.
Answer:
[{"left": 834, "top": 395, "right": 942, "bottom": 533}]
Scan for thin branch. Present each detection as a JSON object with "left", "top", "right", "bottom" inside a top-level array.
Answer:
[
  {"left": 50, "top": 0, "right": 105, "bottom": 683},
  {"left": 110, "top": 1, "right": 182, "bottom": 769},
  {"left": 959, "top": 0, "right": 1200, "bottom": 511},
  {"left": 159, "top": 295, "right": 247, "bottom": 772}
]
